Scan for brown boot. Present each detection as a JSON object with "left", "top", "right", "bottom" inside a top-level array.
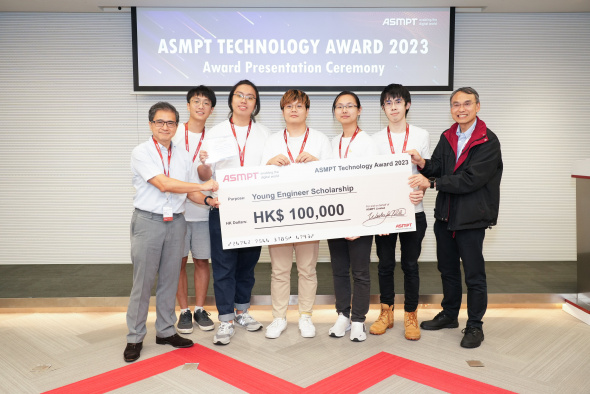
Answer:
[
  {"left": 369, "top": 304, "right": 393, "bottom": 335},
  {"left": 404, "top": 310, "right": 421, "bottom": 340}
]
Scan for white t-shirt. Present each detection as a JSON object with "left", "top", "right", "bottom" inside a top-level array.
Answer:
[
  {"left": 202, "top": 119, "right": 270, "bottom": 198},
  {"left": 372, "top": 124, "right": 431, "bottom": 213},
  {"left": 331, "top": 130, "right": 377, "bottom": 159},
  {"left": 261, "top": 127, "right": 332, "bottom": 165},
  {"left": 171, "top": 124, "right": 209, "bottom": 221},
  {"left": 131, "top": 137, "right": 197, "bottom": 214}
]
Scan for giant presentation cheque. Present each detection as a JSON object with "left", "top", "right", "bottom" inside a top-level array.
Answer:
[{"left": 217, "top": 154, "right": 416, "bottom": 249}]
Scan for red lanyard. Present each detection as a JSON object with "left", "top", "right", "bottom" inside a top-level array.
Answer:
[
  {"left": 152, "top": 137, "right": 171, "bottom": 177},
  {"left": 230, "top": 118, "right": 252, "bottom": 167},
  {"left": 387, "top": 123, "right": 410, "bottom": 154},
  {"left": 338, "top": 127, "right": 360, "bottom": 158},
  {"left": 283, "top": 127, "right": 309, "bottom": 163},
  {"left": 184, "top": 123, "right": 205, "bottom": 163}
]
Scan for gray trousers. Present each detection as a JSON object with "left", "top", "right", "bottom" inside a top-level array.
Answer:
[{"left": 126, "top": 209, "right": 186, "bottom": 343}]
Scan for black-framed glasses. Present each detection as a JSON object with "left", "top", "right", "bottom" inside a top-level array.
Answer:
[
  {"left": 151, "top": 120, "right": 178, "bottom": 128},
  {"left": 335, "top": 104, "right": 358, "bottom": 111}
]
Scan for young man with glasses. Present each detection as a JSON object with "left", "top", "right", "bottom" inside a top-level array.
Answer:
[
  {"left": 260, "top": 89, "right": 332, "bottom": 339},
  {"left": 198, "top": 80, "right": 271, "bottom": 345},
  {"left": 408, "top": 87, "right": 503, "bottom": 349},
  {"left": 370, "top": 84, "right": 430, "bottom": 341},
  {"left": 171, "top": 86, "right": 217, "bottom": 335},
  {"left": 124, "top": 102, "right": 219, "bottom": 362}
]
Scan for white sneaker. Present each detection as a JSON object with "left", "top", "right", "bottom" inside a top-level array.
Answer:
[
  {"left": 265, "top": 318, "right": 287, "bottom": 339},
  {"left": 213, "top": 322, "right": 235, "bottom": 345},
  {"left": 234, "top": 311, "right": 263, "bottom": 332},
  {"left": 299, "top": 315, "right": 316, "bottom": 338},
  {"left": 329, "top": 313, "right": 351, "bottom": 338},
  {"left": 350, "top": 321, "right": 367, "bottom": 342}
]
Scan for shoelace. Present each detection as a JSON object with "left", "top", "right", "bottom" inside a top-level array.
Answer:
[
  {"left": 405, "top": 312, "right": 418, "bottom": 328},
  {"left": 269, "top": 319, "right": 284, "bottom": 328},
  {"left": 377, "top": 309, "right": 390, "bottom": 323},
  {"left": 239, "top": 313, "right": 254, "bottom": 323},
  {"left": 219, "top": 322, "right": 232, "bottom": 333},
  {"left": 300, "top": 317, "right": 313, "bottom": 327}
]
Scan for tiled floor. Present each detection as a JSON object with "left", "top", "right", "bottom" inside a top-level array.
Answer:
[{"left": 1, "top": 307, "right": 589, "bottom": 393}]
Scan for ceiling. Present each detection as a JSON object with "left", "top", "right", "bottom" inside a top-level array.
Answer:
[{"left": 1, "top": 0, "right": 589, "bottom": 13}]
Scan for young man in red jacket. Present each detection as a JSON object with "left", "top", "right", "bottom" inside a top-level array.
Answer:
[{"left": 408, "top": 87, "right": 503, "bottom": 349}]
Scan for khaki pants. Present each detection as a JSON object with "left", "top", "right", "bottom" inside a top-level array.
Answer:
[{"left": 269, "top": 241, "right": 319, "bottom": 318}]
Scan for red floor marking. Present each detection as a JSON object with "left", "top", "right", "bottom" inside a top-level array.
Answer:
[{"left": 44, "top": 345, "right": 515, "bottom": 394}]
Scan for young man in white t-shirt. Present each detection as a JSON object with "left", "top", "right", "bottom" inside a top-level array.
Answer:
[
  {"left": 370, "top": 84, "right": 431, "bottom": 341},
  {"left": 171, "top": 86, "right": 216, "bottom": 334},
  {"left": 261, "top": 89, "right": 332, "bottom": 339}
]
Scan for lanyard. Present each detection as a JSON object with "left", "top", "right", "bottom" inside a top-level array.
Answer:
[
  {"left": 152, "top": 137, "right": 171, "bottom": 177},
  {"left": 184, "top": 123, "right": 205, "bottom": 163},
  {"left": 338, "top": 127, "right": 360, "bottom": 158},
  {"left": 387, "top": 123, "right": 410, "bottom": 154},
  {"left": 230, "top": 118, "right": 252, "bottom": 167},
  {"left": 283, "top": 127, "right": 309, "bottom": 163}
]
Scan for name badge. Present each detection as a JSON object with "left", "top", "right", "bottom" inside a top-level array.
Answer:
[{"left": 163, "top": 206, "right": 173, "bottom": 221}]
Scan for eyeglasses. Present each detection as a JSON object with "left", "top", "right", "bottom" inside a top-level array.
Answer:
[
  {"left": 151, "top": 120, "right": 178, "bottom": 128},
  {"left": 234, "top": 92, "right": 256, "bottom": 102},
  {"left": 383, "top": 99, "right": 404, "bottom": 107},
  {"left": 335, "top": 104, "right": 358, "bottom": 111},
  {"left": 452, "top": 101, "right": 475, "bottom": 109},
  {"left": 190, "top": 99, "right": 212, "bottom": 107},
  {"left": 284, "top": 104, "right": 305, "bottom": 111}
]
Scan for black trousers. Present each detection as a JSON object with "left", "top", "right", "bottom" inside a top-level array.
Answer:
[
  {"left": 328, "top": 235, "right": 373, "bottom": 323},
  {"left": 375, "top": 212, "right": 427, "bottom": 312},
  {"left": 434, "top": 220, "right": 487, "bottom": 329}
]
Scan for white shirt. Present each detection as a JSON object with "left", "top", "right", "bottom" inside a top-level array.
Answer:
[
  {"left": 131, "top": 137, "right": 197, "bottom": 214},
  {"left": 261, "top": 127, "right": 332, "bottom": 165},
  {"left": 171, "top": 124, "right": 209, "bottom": 221},
  {"left": 457, "top": 119, "right": 477, "bottom": 162},
  {"left": 202, "top": 119, "right": 270, "bottom": 198},
  {"left": 373, "top": 124, "right": 431, "bottom": 213},
  {"left": 331, "top": 129, "right": 377, "bottom": 159}
]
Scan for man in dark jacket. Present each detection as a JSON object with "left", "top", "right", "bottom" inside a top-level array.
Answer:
[{"left": 408, "top": 87, "right": 502, "bottom": 348}]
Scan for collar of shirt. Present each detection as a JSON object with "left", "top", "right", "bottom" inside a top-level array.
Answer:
[{"left": 456, "top": 118, "right": 477, "bottom": 161}]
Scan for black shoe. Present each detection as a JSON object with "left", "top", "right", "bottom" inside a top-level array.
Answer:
[
  {"left": 420, "top": 311, "right": 459, "bottom": 330},
  {"left": 123, "top": 342, "right": 142, "bottom": 362},
  {"left": 460, "top": 326, "right": 484, "bottom": 348},
  {"left": 177, "top": 309, "right": 194, "bottom": 334},
  {"left": 156, "top": 333, "right": 194, "bottom": 348},
  {"left": 194, "top": 309, "right": 215, "bottom": 331}
]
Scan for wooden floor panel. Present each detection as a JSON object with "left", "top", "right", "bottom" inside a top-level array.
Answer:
[{"left": 1, "top": 307, "right": 589, "bottom": 393}]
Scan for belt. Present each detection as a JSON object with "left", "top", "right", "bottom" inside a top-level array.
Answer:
[{"left": 134, "top": 208, "right": 183, "bottom": 220}]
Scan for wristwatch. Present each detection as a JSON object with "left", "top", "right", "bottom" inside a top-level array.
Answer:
[
  {"left": 429, "top": 177, "right": 436, "bottom": 189},
  {"left": 204, "top": 196, "right": 212, "bottom": 206}
]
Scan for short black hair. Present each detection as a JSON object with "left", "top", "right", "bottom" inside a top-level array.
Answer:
[
  {"left": 450, "top": 87, "right": 480, "bottom": 105},
  {"left": 186, "top": 85, "right": 217, "bottom": 107},
  {"left": 148, "top": 102, "right": 179, "bottom": 123},
  {"left": 228, "top": 79, "right": 261, "bottom": 122},
  {"left": 380, "top": 84, "right": 411, "bottom": 116}
]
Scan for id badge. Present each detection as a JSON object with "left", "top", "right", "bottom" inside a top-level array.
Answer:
[{"left": 163, "top": 205, "right": 173, "bottom": 221}]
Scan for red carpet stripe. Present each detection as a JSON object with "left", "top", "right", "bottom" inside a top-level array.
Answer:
[{"left": 44, "top": 346, "right": 514, "bottom": 393}]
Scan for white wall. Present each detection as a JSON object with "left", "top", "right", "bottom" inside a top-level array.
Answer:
[{"left": 0, "top": 12, "right": 588, "bottom": 264}]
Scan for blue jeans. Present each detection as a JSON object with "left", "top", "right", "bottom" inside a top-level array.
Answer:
[
  {"left": 209, "top": 208, "right": 261, "bottom": 322},
  {"left": 375, "top": 212, "right": 427, "bottom": 312},
  {"left": 434, "top": 220, "right": 487, "bottom": 329}
]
